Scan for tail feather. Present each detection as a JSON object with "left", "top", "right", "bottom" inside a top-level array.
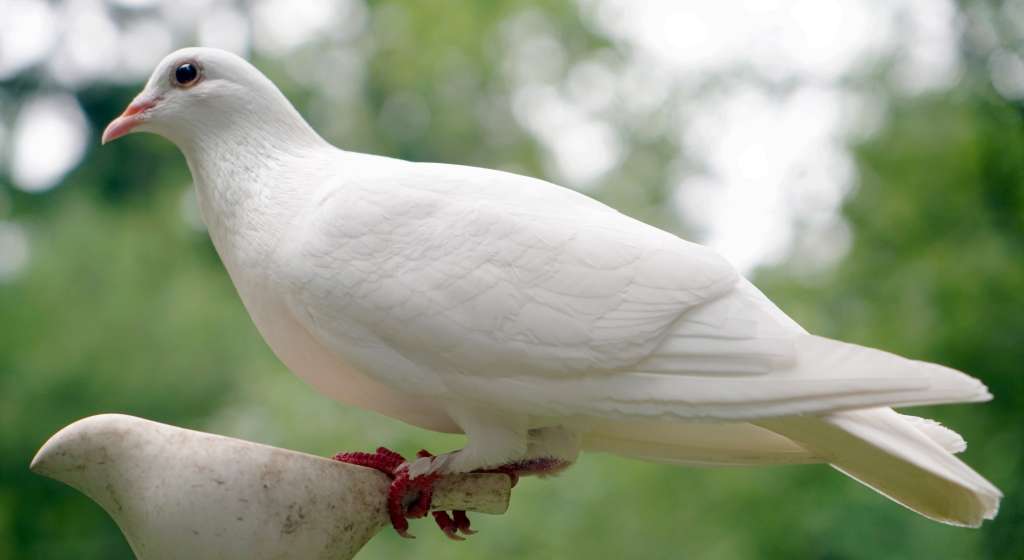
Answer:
[
  {"left": 759, "top": 408, "right": 1000, "bottom": 527},
  {"left": 582, "top": 418, "right": 822, "bottom": 467},
  {"left": 902, "top": 414, "right": 967, "bottom": 454},
  {"left": 581, "top": 410, "right": 968, "bottom": 468}
]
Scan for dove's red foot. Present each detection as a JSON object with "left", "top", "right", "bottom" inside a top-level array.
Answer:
[
  {"left": 332, "top": 447, "right": 570, "bottom": 540},
  {"left": 332, "top": 447, "right": 435, "bottom": 538},
  {"left": 332, "top": 447, "right": 471, "bottom": 539}
]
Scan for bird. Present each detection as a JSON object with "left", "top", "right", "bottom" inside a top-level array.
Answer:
[{"left": 102, "top": 47, "right": 1001, "bottom": 539}]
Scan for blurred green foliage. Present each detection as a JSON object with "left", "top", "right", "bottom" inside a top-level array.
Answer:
[{"left": 2, "top": 1, "right": 1022, "bottom": 559}]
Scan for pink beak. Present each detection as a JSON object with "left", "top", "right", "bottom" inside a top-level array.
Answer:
[{"left": 101, "top": 96, "right": 159, "bottom": 144}]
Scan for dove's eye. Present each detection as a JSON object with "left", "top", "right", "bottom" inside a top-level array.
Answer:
[{"left": 173, "top": 63, "right": 201, "bottom": 87}]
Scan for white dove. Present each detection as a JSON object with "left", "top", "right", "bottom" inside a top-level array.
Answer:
[{"left": 103, "top": 47, "right": 1001, "bottom": 539}]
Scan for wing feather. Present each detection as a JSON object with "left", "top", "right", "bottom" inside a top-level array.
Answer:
[{"left": 288, "top": 159, "right": 738, "bottom": 379}]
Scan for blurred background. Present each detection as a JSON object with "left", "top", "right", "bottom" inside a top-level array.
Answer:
[{"left": 1, "top": 0, "right": 1022, "bottom": 558}]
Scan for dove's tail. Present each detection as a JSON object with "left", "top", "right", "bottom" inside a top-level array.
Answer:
[{"left": 758, "top": 408, "right": 1001, "bottom": 527}]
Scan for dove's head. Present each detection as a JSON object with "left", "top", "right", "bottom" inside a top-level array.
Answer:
[{"left": 102, "top": 47, "right": 321, "bottom": 150}]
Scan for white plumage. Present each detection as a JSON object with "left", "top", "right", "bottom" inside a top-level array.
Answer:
[{"left": 104, "top": 47, "right": 1001, "bottom": 527}]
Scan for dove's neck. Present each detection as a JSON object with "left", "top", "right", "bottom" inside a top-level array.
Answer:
[{"left": 178, "top": 107, "right": 332, "bottom": 273}]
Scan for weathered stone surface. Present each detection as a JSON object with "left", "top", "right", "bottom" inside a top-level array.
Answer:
[{"left": 32, "top": 414, "right": 511, "bottom": 560}]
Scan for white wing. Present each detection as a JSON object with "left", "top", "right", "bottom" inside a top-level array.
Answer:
[{"left": 284, "top": 156, "right": 989, "bottom": 421}]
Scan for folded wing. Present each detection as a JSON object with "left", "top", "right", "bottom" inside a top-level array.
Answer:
[{"left": 288, "top": 160, "right": 989, "bottom": 422}]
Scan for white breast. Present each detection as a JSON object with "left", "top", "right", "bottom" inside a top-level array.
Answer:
[{"left": 200, "top": 190, "right": 460, "bottom": 435}]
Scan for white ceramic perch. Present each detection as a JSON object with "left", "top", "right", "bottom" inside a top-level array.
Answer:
[{"left": 31, "top": 414, "right": 511, "bottom": 560}]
